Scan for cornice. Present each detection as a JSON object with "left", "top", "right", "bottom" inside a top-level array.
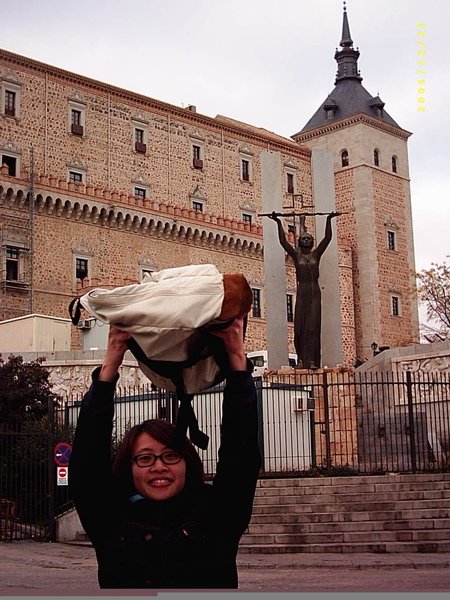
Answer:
[
  {"left": 292, "top": 113, "right": 412, "bottom": 143},
  {"left": 0, "top": 175, "right": 264, "bottom": 258},
  {"left": 0, "top": 49, "right": 310, "bottom": 159}
]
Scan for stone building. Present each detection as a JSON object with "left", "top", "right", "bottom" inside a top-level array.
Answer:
[{"left": 0, "top": 7, "right": 419, "bottom": 369}]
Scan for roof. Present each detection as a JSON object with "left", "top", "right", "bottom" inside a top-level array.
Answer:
[{"left": 295, "top": 6, "right": 402, "bottom": 136}]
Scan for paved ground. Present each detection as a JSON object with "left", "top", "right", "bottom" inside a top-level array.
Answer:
[{"left": 0, "top": 541, "right": 449, "bottom": 594}]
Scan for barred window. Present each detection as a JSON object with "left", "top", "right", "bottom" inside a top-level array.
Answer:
[
  {"left": 6, "top": 246, "right": 19, "bottom": 281},
  {"left": 75, "top": 257, "right": 89, "bottom": 281},
  {"left": 5, "top": 90, "right": 16, "bottom": 117},
  {"left": 252, "top": 288, "right": 261, "bottom": 318},
  {"left": 287, "top": 172, "right": 294, "bottom": 194},
  {"left": 286, "top": 294, "right": 294, "bottom": 322},
  {"left": 134, "top": 187, "right": 146, "bottom": 200}
]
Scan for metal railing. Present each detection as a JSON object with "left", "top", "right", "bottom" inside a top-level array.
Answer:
[{"left": 1, "top": 370, "right": 449, "bottom": 541}]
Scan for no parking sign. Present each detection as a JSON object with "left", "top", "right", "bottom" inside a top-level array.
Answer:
[{"left": 54, "top": 443, "right": 72, "bottom": 486}]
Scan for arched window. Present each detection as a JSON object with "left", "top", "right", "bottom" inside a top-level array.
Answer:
[
  {"left": 374, "top": 149, "right": 379, "bottom": 167},
  {"left": 392, "top": 156, "right": 398, "bottom": 173},
  {"left": 341, "top": 150, "right": 349, "bottom": 167}
]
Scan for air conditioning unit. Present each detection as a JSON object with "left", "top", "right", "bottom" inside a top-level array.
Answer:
[
  {"left": 291, "top": 391, "right": 313, "bottom": 412},
  {"left": 76, "top": 319, "right": 94, "bottom": 330}
]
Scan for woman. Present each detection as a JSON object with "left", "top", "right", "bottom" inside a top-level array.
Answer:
[
  {"left": 70, "top": 317, "right": 261, "bottom": 589},
  {"left": 269, "top": 211, "right": 340, "bottom": 369}
]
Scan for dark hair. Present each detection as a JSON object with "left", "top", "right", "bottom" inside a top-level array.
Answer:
[{"left": 112, "top": 419, "right": 204, "bottom": 496}]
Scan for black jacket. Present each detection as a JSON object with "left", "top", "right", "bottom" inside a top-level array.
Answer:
[{"left": 70, "top": 369, "right": 261, "bottom": 589}]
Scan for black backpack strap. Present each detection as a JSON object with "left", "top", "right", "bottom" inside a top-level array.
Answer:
[
  {"left": 68, "top": 297, "right": 82, "bottom": 326},
  {"left": 173, "top": 386, "right": 209, "bottom": 451},
  {"left": 126, "top": 338, "right": 210, "bottom": 450}
]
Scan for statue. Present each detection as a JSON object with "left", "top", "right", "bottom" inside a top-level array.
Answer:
[{"left": 268, "top": 211, "right": 340, "bottom": 369}]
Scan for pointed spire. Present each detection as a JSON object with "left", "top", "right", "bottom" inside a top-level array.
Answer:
[
  {"left": 340, "top": 2, "right": 354, "bottom": 48},
  {"left": 334, "top": 3, "right": 362, "bottom": 83}
]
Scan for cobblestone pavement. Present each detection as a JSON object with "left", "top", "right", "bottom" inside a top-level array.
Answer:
[{"left": 0, "top": 541, "right": 449, "bottom": 594}]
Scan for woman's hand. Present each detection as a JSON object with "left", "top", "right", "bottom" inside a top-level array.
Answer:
[
  {"left": 210, "top": 317, "right": 247, "bottom": 371},
  {"left": 99, "top": 326, "right": 132, "bottom": 382}
]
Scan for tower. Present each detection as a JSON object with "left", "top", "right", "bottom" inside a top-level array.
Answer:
[{"left": 293, "top": 5, "right": 419, "bottom": 361}]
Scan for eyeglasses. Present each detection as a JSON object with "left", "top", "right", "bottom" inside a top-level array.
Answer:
[{"left": 131, "top": 450, "right": 183, "bottom": 468}]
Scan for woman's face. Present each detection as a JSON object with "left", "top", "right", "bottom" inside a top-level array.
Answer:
[
  {"left": 131, "top": 432, "right": 186, "bottom": 501},
  {"left": 298, "top": 233, "right": 314, "bottom": 249}
]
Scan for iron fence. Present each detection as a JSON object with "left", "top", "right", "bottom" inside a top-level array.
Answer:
[{"left": 1, "top": 369, "right": 449, "bottom": 542}]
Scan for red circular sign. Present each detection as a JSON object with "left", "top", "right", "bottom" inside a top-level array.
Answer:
[
  {"left": 54, "top": 442, "right": 72, "bottom": 467},
  {"left": 58, "top": 467, "right": 67, "bottom": 477}
]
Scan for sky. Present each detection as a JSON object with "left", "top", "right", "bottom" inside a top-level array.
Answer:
[{"left": 1, "top": 0, "right": 449, "bottom": 274}]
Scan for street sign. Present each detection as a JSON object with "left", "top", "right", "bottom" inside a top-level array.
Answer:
[
  {"left": 57, "top": 466, "right": 68, "bottom": 486},
  {"left": 54, "top": 442, "right": 72, "bottom": 467}
]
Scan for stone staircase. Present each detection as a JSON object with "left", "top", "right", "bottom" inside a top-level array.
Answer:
[{"left": 240, "top": 472, "right": 450, "bottom": 554}]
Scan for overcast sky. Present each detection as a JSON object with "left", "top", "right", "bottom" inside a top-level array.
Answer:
[{"left": 2, "top": 0, "right": 449, "bottom": 272}]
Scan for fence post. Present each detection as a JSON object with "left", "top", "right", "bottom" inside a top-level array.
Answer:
[
  {"left": 322, "top": 370, "right": 332, "bottom": 469},
  {"left": 255, "top": 378, "right": 265, "bottom": 468},
  {"left": 47, "top": 397, "right": 56, "bottom": 541},
  {"left": 405, "top": 370, "right": 417, "bottom": 473}
]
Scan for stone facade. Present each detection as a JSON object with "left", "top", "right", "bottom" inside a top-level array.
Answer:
[{"left": 0, "top": 48, "right": 418, "bottom": 367}]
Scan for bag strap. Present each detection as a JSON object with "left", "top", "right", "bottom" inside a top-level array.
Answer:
[
  {"left": 126, "top": 338, "right": 210, "bottom": 449},
  {"left": 68, "top": 297, "right": 82, "bottom": 326},
  {"left": 173, "top": 385, "right": 209, "bottom": 451}
]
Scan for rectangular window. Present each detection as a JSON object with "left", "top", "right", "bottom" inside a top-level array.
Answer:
[
  {"left": 71, "top": 109, "right": 81, "bottom": 125},
  {"left": 2, "top": 82, "right": 21, "bottom": 119},
  {"left": 241, "top": 159, "right": 250, "bottom": 182},
  {"left": 192, "top": 144, "right": 203, "bottom": 169},
  {"left": 1, "top": 155, "right": 17, "bottom": 177},
  {"left": 387, "top": 230, "right": 396, "bottom": 251},
  {"left": 71, "top": 109, "right": 84, "bottom": 136},
  {"left": 135, "top": 128, "right": 144, "bottom": 144},
  {"left": 4, "top": 90, "right": 15, "bottom": 117},
  {"left": 135, "top": 128, "right": 147, "bottom": 153},
  {"left": 242, "top": 213, "right": 252, "bottom": 225},
  {"left": 6, "top": 246, "right": 19, "bottom": 281},
  {"left": 69, "top": 171, "right": 83, "bottom": 183},
  {"left": 252, "top": 288, "right": 261, "bottom": 318},
  {"left": 192, "top": 201, "right": 203, "bottom": 212},
  {"left": 392, "top": 296, "right": 400, "bottom": 316},
  {"left": 134, "top": 187, "right": 146, "bottom": 199},
  {"left": 287, "top": 173, "right": 295, "bottom": 194},
  {"left": 75, "top": 257, "right": 89, "bottom": 281},
  {"left": 286, "top": 294, "right": 294, "bottom": 323}
]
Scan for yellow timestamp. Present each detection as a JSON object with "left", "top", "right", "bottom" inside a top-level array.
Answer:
[{"left": 417, "top": 23, "right": 427, "bottom": 112}]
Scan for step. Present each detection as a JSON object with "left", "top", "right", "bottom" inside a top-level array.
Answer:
[
  {"left": 255, "top": 479, "right": 450, "bottom": 496},
  {"left": 238, "top": 540, "right": 450, "bottom": 554},
  {"left": 251, "top": 498, "right": 450, "bottom": 514},
  {"left": 249, "top": 507, "right": 450, "bottom": 525},
  {"left": 256, "top": 473, "right": 450, "bottom": 489},
  {"left": 241, "top": 528, "right": 450, "bottom": 546},
  {"left": 247, "top": 518, "right": 450, "bottom": 535},
  {"left": 252, "top": 489, "right": 450, "bottom": 505}
]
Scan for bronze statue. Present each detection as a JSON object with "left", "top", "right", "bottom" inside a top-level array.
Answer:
[{"left": 269, "top": 211, "right": 340, "bottom": 369}]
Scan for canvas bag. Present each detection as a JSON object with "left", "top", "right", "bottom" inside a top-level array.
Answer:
[{"left": 68, "top": 264, "right": 252, "bottom": 448}]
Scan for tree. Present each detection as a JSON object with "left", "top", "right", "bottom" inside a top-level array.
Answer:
[
  {"left": 0, "top": 354, "right": 58, "bottom": 425},
  {"left": 416, "top": 258, "right": 450, "bottom": 342}
]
